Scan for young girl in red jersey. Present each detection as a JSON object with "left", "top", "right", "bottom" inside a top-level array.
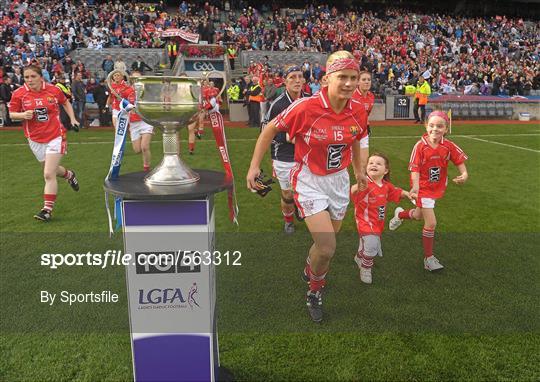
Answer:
[
  {"left": 9, "top": 65, "right": 80, "bottom": 222},
  {"left": 247, "top": 51, "right": 369, "bottom": 322},
  {"left": 388, "top": 111, "right": 468, "bottom": 271},
  {"left": 351, "top": 153, "right": 410, "bottom": 284}
]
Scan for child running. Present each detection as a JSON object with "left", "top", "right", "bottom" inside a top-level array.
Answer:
[
  {"left": 388, "top": 110, "right": 469, "bottom": 271},
  {"left": 351, "top": 153, "right": 411, "bottom": 284}
]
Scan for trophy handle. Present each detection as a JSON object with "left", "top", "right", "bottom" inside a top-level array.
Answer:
[
  {"left": 106, "top": 69, "right": 130, "bottom": 101},
  {"left": 203, "top": 71, "right": 227, "bottom": 99}
]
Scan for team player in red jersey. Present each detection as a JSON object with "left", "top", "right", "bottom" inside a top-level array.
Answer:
[
  {"left": 108, "top": 70, "right": 153, "bottom": 171},
  {"left": 351, "top": 153, "right": 411, "bottom": 284},
  {"left": 126, "top": 71, "right": 153, "bottom": 171},
  {"left": 353, "top": 70, "right": 375, "bottom": 132},
  {"left": 185, "top": 80, "right": 221, "bottom": 155},
  {"left": 388, "top": 111, "right": 469, "bottom": 271},
  {"left": 108, "top": 70, "right": 130, "bottom": 128},
  {"left": 247, "top": 51, "right": 369, "bottom": 322},
  {"left": 9, "top": 65, "right": 80, "bottom": 222}
]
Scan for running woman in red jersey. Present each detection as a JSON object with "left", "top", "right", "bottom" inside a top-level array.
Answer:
[
  {"left": 9, "top": 65, "right": 80, "bottom": 222},
  {"left": 247, "top": 51, "right": 369, "bottom": 322},
  {"left": 353, "top": 70, "right": 375, "bottom": 133},
  {"left": 351, "top": 153, "right": 411, "bottom": 284},
  {"left": 388, "top": 111, "right": 469, "bottom": 271}
]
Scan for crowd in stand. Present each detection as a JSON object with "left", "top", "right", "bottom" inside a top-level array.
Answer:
[{"left": 0, "top": 0, "right": 539, "bottom": 124}]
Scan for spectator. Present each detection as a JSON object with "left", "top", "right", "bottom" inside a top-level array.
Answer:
[
  {"left": 0, "top": 76, "right": 13, "bottom": 126},
  {"left": 92, "top": 79, "right": 110, "bottom": 126},
  {"left": 131, "top": 56, "right": 153, "bottom": 74},
  {"left": 72, "top": 72, "right": 87, "bottom": 128},
  {"left": 262, "top": 77, "right": 277, "bottom": 122},
  {"left": 309, "top": 78, "right": 321, "bottom": 94},
  {"left": 245, "top": 76, "right": 263, "bottom": 128},
  {"left": 114, "top": 57, "right": 127, "bottom": 73},
  {"left": 101, "top": 55, "right": 115, "bottom": 76}
]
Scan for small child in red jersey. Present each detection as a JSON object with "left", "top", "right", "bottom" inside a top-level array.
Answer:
[
  {"left": 351, "top": 153, "right": 411, "bottom": 284},
  {"left": 388, "top": 111, "right": 468, "bottom": 271}
]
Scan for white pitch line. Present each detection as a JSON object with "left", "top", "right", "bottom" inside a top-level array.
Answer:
[
  {"left": 461, "top": 136, "right": 540, "bottom": 153},
  {"left": 1, "top": 133, "right": 539, "bottom": 147}
]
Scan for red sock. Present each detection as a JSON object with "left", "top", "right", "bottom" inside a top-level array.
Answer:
[
  {"left": 422, "top": 228, "right": 435, "bottom": 258},
  {"left": 62, "top": 169, "right": 73, "bottom": 180},
  {"left": 283, "top": 210, "right": 294, "bottom": 223},
  {"left": 143, "top": 164, "right": 150, "bottom": 172},
  {"left": 43, "top": 194, "right": 56, "bottom": 212},
  {"left": 309, "top": 269, "right": 327, "bottom": 292},
  {"left": 399, "top": 209, "right": 414, "bottom": 219},
  {"left": 188, "top": 142, "right": 195, "bottom": 151}
]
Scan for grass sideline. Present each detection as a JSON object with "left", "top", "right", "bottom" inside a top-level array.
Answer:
[{"left": 0, "top": 123, "right": 539, "bottom": 381}]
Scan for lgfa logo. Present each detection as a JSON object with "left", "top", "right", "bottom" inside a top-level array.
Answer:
[{"left": 138, "top": 288, "right": 186, "bottom": 305}]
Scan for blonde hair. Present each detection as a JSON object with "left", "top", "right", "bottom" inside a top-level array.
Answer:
[{"left": 326, "top": 50, "right": 355, "bottom": 68}]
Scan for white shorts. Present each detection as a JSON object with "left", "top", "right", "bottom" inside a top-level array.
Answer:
[
  {"left": 358, "top": 234, "right": 383, "bottom": 258},
  {"left": 272, "top": 160, "right": 295, "bottom": 190},
  {"left": 129, "top": 120, "right": 154, "bottom": 141},
  {"left": 413, "top": 197, "right": 436, "bottom": 209},
  {"left": 291, "top": 164, "right": 350, "bottom": 220},
  {"left": 28, "top": 136, "right": 66, "bottom": 162}
]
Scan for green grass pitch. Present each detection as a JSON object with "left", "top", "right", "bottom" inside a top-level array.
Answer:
[{"left": 1, "top": 123, "right": 539, "bottom": 381}]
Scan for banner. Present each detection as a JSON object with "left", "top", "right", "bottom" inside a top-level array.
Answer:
[
  {"left": 208, "top": 110, "right": 239, "bottom": 224},
  {"left": 160, "top": 28, "right": 200, "bottom": 42},
  {"left": 105, "top": 101, "right": 131, "bottom": 235}
]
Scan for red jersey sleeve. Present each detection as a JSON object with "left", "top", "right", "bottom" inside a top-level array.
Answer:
[
  {"left": 448, "top": 141, "right": 468, "bottom": 165},
  {"left": 8, "top": 89, "right": 22, "bottom": 113},
  {"left": 386, "top": 182, "right": 403, "bottom": 203},
  {"left": 408, "top": 141, "right": 422, "bottom": 172}
]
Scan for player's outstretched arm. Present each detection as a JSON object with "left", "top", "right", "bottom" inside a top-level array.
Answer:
[{"left": 453, "top": 163, "right": 468, "bottom": 184}]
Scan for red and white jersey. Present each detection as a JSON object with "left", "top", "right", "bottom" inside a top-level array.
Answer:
[
  {"left": 351, "top": 177, "right": 403, "bottom": 235},
  {"left": 9, "top": 81, "right": 66, "bottom": 143},
  {"left": 202, "top": 85, "right": 220, "bottom": 110},
  {"left": 275, "top": 86, "right": 368, "bottom": 176},
  {"left": 353, "top": 89, "right": 375, "bottom": 116},
  {"left": 109, "top": 80, "right": 130, "bottom": 111},
  {"left": 408, "top": 134, "right": 468, "bottom": 199}
]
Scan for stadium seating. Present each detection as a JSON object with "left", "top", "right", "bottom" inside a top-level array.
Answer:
[
  {"left": 487, "top": 102, "right": 497, "bottom": 117},
  {"left": 460, "top": 103, "right": 471, "bottom": 119},
  {"left": 495, "top": 102, "right": 506, "bottom": 117},
  {"left": 503, "top": 103, "right": 514, "bottom": 118},
  {"left": 478, "top": 102, "right": 488, "bottom": 118},
  {"left": 469, "top": 103, "right": 480, "bottom": 118},
  {"left": 240, "top": 51, "right": 328, "bottom": 69},
  {"left": 71, "top": 48, "right": 164, "bottom": 79}
]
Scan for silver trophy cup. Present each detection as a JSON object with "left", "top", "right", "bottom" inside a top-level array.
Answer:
[{"left": 107, "top": 71, "right": 222, "bottom": 186}]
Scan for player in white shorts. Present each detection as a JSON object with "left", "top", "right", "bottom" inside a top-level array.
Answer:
[
  {"left": 261, "top": 64, "right": 305, "bottom": 234},
  {"left": 9, "top": 65, "right": 80, "bottom": 222},
  {"left": 247, "top": 51, "right": 369, "bottom": 322}
]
